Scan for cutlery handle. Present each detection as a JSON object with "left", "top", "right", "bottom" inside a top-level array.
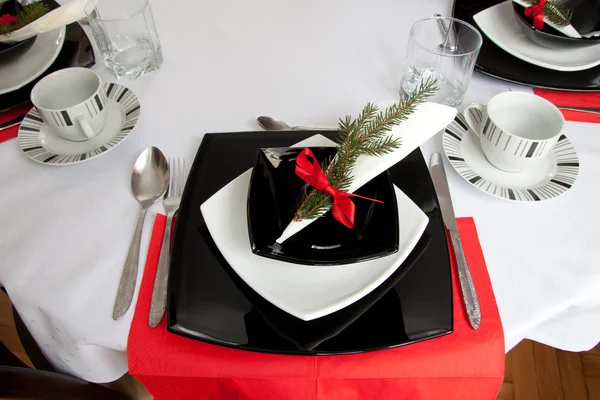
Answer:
[
  {"left": 449, "top": 229, "right": 481, "bottom": 329},
  {"left": 148, "top": 214, "right": 173, "bottom": 327},
  {"left": 113, "top": 206, "right": 148, "bottom": 320},
  {"left": 292, "top": 126, "right": 335, "bottom": 131}
]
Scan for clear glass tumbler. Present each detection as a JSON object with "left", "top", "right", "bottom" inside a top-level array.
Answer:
[
  {"left": 400, "top": 17, "right": 482, "bottom": 106},
  {"left": 85, "top": 0, "right": 163, "bottom": 80}
]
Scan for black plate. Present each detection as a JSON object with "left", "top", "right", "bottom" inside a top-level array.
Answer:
[
  {"left": 512, "top": 2, "right": 600, "bottom": 49},
  {"left": 167, "top": 130, "right": 453, "bottom": 355},
  {"left": 0, "top": 36, "right": 36, "bottom": 60},
  {"left": 453, "top": 0, "right": 600, "bottom": 91},
  {"left": 0, "top": 0, "right": 95, "bottom": 114},
  {"left": 248, "top": 146, "right": 399, "bottom": 266}
]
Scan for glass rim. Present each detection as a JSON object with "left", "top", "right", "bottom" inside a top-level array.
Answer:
[
  {"left": 85, "top": 0, "right": 150, "bottom": 22},
  {"left": 409, "top": 17, "right": 483, "bottom": 57}
]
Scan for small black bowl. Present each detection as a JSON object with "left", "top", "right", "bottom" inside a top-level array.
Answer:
[
  {"left": 0, "top": 36, "right": 36, "bottom": 61},
  {"left": 247, "top": 146, "right": 399, "bottom": 266},
  {"left": 513, "top": 2, "right": 600, "bottom": 49}
]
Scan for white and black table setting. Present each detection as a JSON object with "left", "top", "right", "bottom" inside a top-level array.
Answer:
[{"left": 0, "top": 0, "right": 600, "bottom": 399}]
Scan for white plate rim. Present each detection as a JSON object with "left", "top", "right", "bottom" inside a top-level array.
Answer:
[
  {"left": 17, "top": 83, "right": 141, "bottom": 166},
  {"left": 0, "top": 27, "right": 66, "bottom": 95},
  {"left": 442, "top": 113, "right": 579, "bottom": 202}
]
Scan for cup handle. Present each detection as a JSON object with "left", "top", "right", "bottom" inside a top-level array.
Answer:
[
  {"left": 463, "top": 103, "right": 486, "bottom": 137},
  {"left": 76, "top": 116, "right": 95, "bottom": 139}
]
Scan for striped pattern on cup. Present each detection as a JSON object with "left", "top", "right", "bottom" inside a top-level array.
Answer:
[
  {"left": 38, "top": 88, "right": 108, "bottom": 129},
  {"left": 467, "top": 107, "right": 558, "bottom": 160}
]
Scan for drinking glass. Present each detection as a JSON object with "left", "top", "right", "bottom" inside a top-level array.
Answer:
[
  {"left": 85, "top": 0, "right": 163, "bottom": 80},
  {"left": 400, "top": 17, "right": 482, "bottom": 106}
]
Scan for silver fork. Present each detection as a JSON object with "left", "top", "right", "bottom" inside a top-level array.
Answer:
[{"left": 149, "top": 157, "right": 187, "bottom": 327}]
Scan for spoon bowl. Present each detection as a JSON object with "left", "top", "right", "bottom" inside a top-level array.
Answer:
[
  {"left": 257, "top": 116, "right": 292, "bottom": 131},
  {"left": 257, "top": 116, "right": 332, "bottom": 131},
  {"left": 131, "top": 147, "right": 170, "bottom": 205}
]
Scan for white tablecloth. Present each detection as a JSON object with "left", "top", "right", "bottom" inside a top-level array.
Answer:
[{"left": 1, "top": 0, "right": 599, "bottom": 384}]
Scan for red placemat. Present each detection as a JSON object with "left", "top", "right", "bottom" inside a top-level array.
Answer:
[
  {"left": 0, "top": 105, "right": 31, "bottom": 144},
  {"left": 128, "top": 214, "right": 504, "bottom": 400},
  {"left": 534, "top": 88, "right": 600, "bottom": 124}
]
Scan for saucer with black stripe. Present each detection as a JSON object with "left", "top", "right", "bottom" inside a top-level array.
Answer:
[
  {"left": 442, "top": 113, "right": 579, "bottom": 202},
  {"left": 18, "top": 83, "right": 140, "bottom": 166}
]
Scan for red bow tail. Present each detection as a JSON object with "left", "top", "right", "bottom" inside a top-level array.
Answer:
[
  {"left": 525, "top": 0, "right": 547, "bottom": 30},
  {"left": 294, "top": 148, "right": 383, "bottom": 229}
]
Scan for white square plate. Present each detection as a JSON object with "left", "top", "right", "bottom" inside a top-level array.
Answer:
[{"left": 200, "top": 135, "right": 428, "bottom": 321}]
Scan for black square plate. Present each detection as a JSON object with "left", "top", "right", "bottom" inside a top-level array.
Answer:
[
  {"left": 167, "top": 130, "right": 453, "bottom": 354},
  {"left": 453, "top": 0, "right": 600, "bottom": 91},
  {"left": 247, "top": 146, "right": 399, "bottom": 266}
]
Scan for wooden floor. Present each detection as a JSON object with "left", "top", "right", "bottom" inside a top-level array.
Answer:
[
  {"left": 498, "top": 339, "right": 600, "bottom": 400},
  {"left": 0, "top": 290, "right": 151, "bottom": 399},
  {"left": 2, "top": 290, "right": 600, "bottom": 400}
]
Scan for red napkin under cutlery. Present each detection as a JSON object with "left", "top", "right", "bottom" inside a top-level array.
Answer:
[
  {"left": 128, "top": 214, "right": 505, "bottom": 400},
  {"left": 0, "top": 105, "right": 31, "bottom": 144},
  {"left": 534, "top": 88, "right": 600, "bottom": 124}
]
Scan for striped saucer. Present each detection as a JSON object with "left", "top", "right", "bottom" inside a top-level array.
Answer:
[
  {"left": 18, "top": 83, "right": 140, "bottom": 166},
  {"left": 442, "top": 113, "right": 579, "bottom": 202}
]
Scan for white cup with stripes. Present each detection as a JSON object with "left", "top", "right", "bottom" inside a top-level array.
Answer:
[
  {"left": 31, "top": 68, "right": 108, "bottom": 142},
  {"left": 464, "top": 92, "right": 564, "bottom": 173}
]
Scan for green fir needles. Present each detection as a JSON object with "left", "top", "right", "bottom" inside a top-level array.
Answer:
[
  {"left": 0, "top": 2, "right": 49, "bottom": 36},
  {"left": 294, "top": 78, "right": 438, "bottom": 221},
  {"left": 522, "top": 0, "right": 573, "bottom": 28}
]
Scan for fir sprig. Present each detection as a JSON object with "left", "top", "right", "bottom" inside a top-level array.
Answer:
[
  {"left": 294, "top": 78, "right": 438, "bottom": 221},
  {"left": 522, "top": 0, "right": 573, "bottom": 28},
  {"left": 0, "top": 2, "right": 48, "bottom": 36}
]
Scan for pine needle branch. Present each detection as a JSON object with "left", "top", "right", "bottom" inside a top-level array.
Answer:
[
  {"left": 521, "top": 0, "right": 573, "bottom": 28},
  {"left": 294, "top": 78, "right": 438, "bottom": 221},
  {"left": 0, "top": 2, "right": 48, "bottom": 36}
]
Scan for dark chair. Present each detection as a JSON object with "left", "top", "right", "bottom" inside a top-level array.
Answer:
[{"left": 0, "top": 290, "right": 129, "bottom": 399}]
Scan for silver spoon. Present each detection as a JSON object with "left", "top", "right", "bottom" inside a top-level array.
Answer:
[
  {"left": 433, "top": 14, "right": 458, "bottom": 52},
  {"left": 113, "top": 147, "right": 169, "bottom": 320},
  {"left": 257, "top": 116, "right": 330, "bottom": 131}
]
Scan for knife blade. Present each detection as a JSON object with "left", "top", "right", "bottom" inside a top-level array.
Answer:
[
  {"left": 558, "top": 106, "right": 600, "bottom": 115},
  {"left": 429, "top": 152, "right": 481, "bottom": 329},
  {"left": 0, "top": 114, "right": 26, "bottom": 130}
]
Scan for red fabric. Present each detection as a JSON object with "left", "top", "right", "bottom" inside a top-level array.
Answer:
[
  {"left": 128, "top": 215, "right": 504, "bottom": 400},
  {"left": 295, "top": 148, "right": 383, "bottom": 228},
  {"left": 524, "top": 0, "right": 547, "bottom": 30},
  {"left": 0, "top": 105, "right": 32, "bottom": 143},
  {"left": 534, "top": 88, "right": 600, "bottom": 124}
]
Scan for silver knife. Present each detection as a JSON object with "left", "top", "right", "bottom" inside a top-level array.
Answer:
[
  {"left": 429, "top": 152, "right": 481, "bottom": 329},
  {"left": 0, "top": 114, "right": 26, "bottom": 130}
]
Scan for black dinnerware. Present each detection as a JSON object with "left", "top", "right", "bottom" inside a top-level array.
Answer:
[
  {"left": 453, "top": 0, "right": 600, "bottom": 91},
  {"left": 247, "top": 146, "right": 399, "bottom": 266},
  {"left": 166, "top": 130, "right": 454, "bottom": 355}
]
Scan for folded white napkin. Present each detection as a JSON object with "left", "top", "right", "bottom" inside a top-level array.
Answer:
[
  {"left": 275, "top": 101, "right": 456, "bottom": 243},
  {"left": 0, "top": 0, "right": 95, "bottom": 43}
]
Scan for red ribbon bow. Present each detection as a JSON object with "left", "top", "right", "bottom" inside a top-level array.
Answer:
[
  {"left": 294, "top": 148, "right": 383, "bottom": 229},
  {"left": 525, "top": 0, "right": 547, "bottom": 30},
  {"left": 0, "top": 14, "right": 17, "bottom": 26}
]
